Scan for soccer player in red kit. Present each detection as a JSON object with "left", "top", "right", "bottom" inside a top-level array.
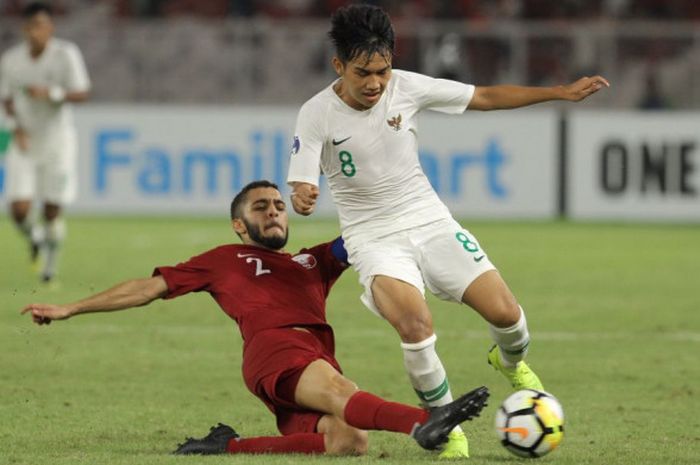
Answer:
[{"left": 21, "top": 180, "right": 489, "bottom": 456}]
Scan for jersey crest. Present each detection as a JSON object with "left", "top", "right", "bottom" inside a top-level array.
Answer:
[
  {"left": 292, "top": 253, "right": 317, "bottom": 270},
  {"left": 387, "top": 114, "right": 402, "bottom": 131}
]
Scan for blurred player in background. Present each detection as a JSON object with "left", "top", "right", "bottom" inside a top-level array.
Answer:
[
  {"left": 288, "top": 4, "right": 609, "bottom": 458},
  {"left": 21, "top": 180, "right": 489, "bottom": 457},
  {"left": 0, "top": 2, "right": 90, "bottom": 283}
]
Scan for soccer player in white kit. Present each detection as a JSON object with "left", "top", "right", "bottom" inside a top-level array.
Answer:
[
  {"left": 288, "top": 5, "right": 609, "bottom": 459},
  {"left": 0, "top": 2, "right": 91, "bottom": 283}
]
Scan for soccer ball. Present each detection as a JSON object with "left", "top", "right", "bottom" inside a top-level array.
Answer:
[{"left": 495, "top": 389, "right": 564, "bottom": 458}]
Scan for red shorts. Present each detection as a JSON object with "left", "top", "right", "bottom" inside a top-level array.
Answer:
[{"left": 242, "top": 327, "right": 342, "bottom": 436}]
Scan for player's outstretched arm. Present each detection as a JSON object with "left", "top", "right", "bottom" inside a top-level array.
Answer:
[
  {"left": 21, "top": 276, "right": 168, "bottom": 326},
  {"left": 290, "top": 182, "right": 320, "bottom": 216},
  {"left": 468, "top": 76, "right": 610, "bottom": 111}
]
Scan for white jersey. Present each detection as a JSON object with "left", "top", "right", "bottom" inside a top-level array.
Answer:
[
  {"left": 0, "top": 38, "right": 90, "bottom": 146},
  {"left": 288, "top": 69, "right": 474, "bottom": 242}
]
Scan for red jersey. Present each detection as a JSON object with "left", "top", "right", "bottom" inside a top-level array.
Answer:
[{"left": 153, "top": 240, "right": 346, "bottom": 347}]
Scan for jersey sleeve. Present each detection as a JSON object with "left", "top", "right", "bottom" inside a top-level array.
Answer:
[
  {"left": 398, "top": 70, "right": 474, "bottom": 114},
  {"left": 63, "top": 43, "right": 91, "bottom": 92},
  {"left": 152, "top": 250, "right": 217, "bottom": 299},
  {"left": 287, "top": 100, "right": 326, "bottom": 187}
]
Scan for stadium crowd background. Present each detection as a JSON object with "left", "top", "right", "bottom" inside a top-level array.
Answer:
[{"left": 0, "top": 0, "right": 698, "bottom": 107}]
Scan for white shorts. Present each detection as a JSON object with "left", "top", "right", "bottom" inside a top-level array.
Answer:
[
  {"left": 344, "top": 218, "right": 497, "bottom": 317},
  {"left": 5, "top": 131, "right": 78, "bottom": 205}
]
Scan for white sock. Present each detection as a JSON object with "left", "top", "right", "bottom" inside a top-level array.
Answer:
[
  {"left": 401, "top": 334, "right": 463, "bottom": 435},
  {"left": 15, "top": 217, "right": 38, "bottom": 242},
  {"left": 489, "top": 306, "right": 530, "bottom": 367},
  {"left": 31, "top": 223, "right": 46, "bottom": 245},
  {"left": 401, "top": 334, "right": 453, "bottom": 406},
  {"left": 43, "top": 219, "right": 66, "bottom": 278}
]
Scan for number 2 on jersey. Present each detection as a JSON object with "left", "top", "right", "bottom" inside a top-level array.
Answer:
[
  {"left": 246, "top": 257, "right": 271, "bottom": 276},
  {"left": 339, "top": 150, "right": 356, "bottom": 177}
]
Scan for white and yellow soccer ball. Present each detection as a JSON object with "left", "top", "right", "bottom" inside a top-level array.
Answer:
[{"left": 495, "top": 389, "right": 564, "bottom": 458}]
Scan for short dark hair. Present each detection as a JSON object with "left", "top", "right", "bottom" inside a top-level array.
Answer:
[
  {"left": 329, "top": 4, "right": 394, "bottom": 63},
  {"left": 23, "top": 2, "right": 53, "bottom": 18},
  {"left": 230, "top": 180, "right": 279, "bottom": 220}
]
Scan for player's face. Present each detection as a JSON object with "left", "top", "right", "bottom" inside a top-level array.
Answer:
[
  {"left": 333, "top": 52, "right": 392, "bottom": 110},
  {"left": 236, "top": 187, "right": 289, "bottom": 250},
  {"left": 23, "top": 12, "right": 54, "bottom": 52}
]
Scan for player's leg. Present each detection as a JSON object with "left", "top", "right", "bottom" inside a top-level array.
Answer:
[
  {"left": 372, "top": 277, "right": 471, "bottom": 457},
  {"left": 174, "top": 422, "right": 328, "bottom": 455},
  {"left": 10, "top": 200, "right": 40, "bottom": 260},
  {"left": 39, "top": 135, "right": 77, "bottom": 283},
  {"left": 40, "top": 202, "right": 65, "bottom": 283},
  {"left": 223, "top": 399, "right": 368, "bottom": 455},
  {"left": 294, "top": 358, "right": 488, "bottom": 451},
  {"left": 461, "top": 269, "right": 524, "bottom": 354},
  {"left": 6, "top": 148, "right": 41, "bottom": 265},
  {"left": 176, "top": 344, "right": 337, "bottom": 456},
  {"left": 461, "top": 270, "right": 543, "bottom": 391},
  {"left": 370, "top": 277, "right": 462, "bottom": 412},
  {"left": 294, "top": 358, "right": 428, "bottom": 434},
  {"left": 350, "top": 237, "right": 457, "bottom": 412},
  {"left": 347, "top": 234, "right": 470, "bottom": 457},
  {"left": 419, "top": 219, "right": 542, "bottom": 392}
]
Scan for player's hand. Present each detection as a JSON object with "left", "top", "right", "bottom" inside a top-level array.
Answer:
[
  {"left": 290, "top": 182, "right": 319, "bottom": 216},
  {"left": 562, "top": 76, "right": 610, "bottom": 102},
  {"left": 25, "top": 85, "right": 50, "bottom": 100},
  {"left": 13, "top": 127, "right": 29, "bottom": 152},
  {"left": 21, "top": 303, "right": 73, "bottom": 325}
]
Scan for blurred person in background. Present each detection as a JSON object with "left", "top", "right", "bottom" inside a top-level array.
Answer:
[
  {"left": 0, "top": 1, "right": 90, "bottom": 284},
  {"left": 288, "top": 4, "right": 608, "bottom": 458},
  {"left": 425, "top": 32, "right": 465, "bottom": 82}
]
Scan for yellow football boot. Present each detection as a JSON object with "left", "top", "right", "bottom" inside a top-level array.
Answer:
[
  {"left": 487, "top": 345, "right": 544, "bottom": 391},
  {"left": 438, "top": 430, "right": 470, "bottom": 459}
]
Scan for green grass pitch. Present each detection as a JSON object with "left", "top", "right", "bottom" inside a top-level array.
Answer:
[{"left": 1, "top": 216, "right": 699, "bottom": 464}]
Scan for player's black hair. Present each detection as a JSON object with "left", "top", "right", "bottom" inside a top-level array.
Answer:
[
  {"left": 230, "top": 180, "right": 280, "bottom": 220},
  {"left": 329, "top": 4, "right": 394, "bottom": 63},
  {"left": 22, "top": 2, "right": 53, "bottom": 18}
]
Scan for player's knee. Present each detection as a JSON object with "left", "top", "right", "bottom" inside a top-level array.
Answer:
[
  {"left": 392, "top": 313, "right": 434, "bottom": 342},
  {"left": 43, "top": 204, "right": 61, "bottom": 222},
  {"left": 10, "top": 203, "right": 30, "bottom": 223},
  {"left": 311, "top": 371, "right": 359, "bottom": 415},
  {"left": 327, "top": 373, "right": 358, "bottom": 402},
  {"left": 11, "top": 211, "right": 27, "bottom": 224},
  {"left": 325, "top": 427, "right": 368, "bottom": 455},
  {"left": 489, "top": 295, "right": 520, "bottom": 328}
]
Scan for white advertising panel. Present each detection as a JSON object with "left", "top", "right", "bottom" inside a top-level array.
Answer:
[
  {"left": 419, "top": 111, "right": 558, "bottom": 218},
  {"left": 0, "top": 105, "right": 558, "bottom": 218},
  {"left": 569, "top": 112, "right": 700, "bottom": 221}
]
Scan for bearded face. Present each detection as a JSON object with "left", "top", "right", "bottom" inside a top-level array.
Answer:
[{"left": 242, "top": 217, "right": 288, "bottom": 250}]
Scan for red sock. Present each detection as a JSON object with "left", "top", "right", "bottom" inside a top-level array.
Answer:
[
  {"left": 344, "top": 391, "right": 429, "bottom": 434},
  {"left": 226, "top": 433, "right": 325, "bottom": 454}
]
